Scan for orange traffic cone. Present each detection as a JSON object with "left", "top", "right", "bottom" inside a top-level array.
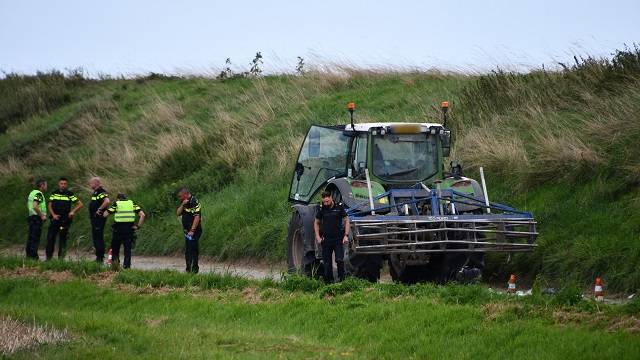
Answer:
[
  {"left": 507, "top": 274, "right": 516, "bottom": 294},
  {"left": 106, "top": 248, "right": 113, "bottom": 266},
  {"left": 594, "top": 277, "right": 604, "bottom": 302}
]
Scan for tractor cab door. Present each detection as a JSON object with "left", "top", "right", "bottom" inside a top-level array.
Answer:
[{"left": 289, "top": 125, "right": 351, "bottom": 204}]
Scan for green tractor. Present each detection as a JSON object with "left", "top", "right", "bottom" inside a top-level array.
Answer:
[{"left": 286, "top": 102, "right": 537, "bottom": 283}]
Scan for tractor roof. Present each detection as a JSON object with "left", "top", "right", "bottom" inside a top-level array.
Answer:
[{"left": 345, "top": 122, "right": 444, "bottom": 132}]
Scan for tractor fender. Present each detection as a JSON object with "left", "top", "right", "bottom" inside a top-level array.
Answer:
[
  {"left": 292, "top": 204, "right": 319, "bottom": 254},
  {"left": 326, "top": 178, "right": 359, "bottom": 208},
  {"left": 441, "top": 176, "right": 485, "bottom": 213},
  {"left": 326, "top": 178, "right": 388, "bottom": 212}
]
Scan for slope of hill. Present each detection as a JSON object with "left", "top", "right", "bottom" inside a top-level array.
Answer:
[{"left": 1, "top": 47, "right": 639, "bottom": 291}]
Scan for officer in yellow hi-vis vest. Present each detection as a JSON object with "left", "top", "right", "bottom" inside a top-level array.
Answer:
[
  {"left": 103, "top": 193, "right": 145, "bottom": 269},
  {"left": 26, "top": 179, "right": 48, "bottom": 259}
]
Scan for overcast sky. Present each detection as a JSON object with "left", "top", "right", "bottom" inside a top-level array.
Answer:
[{"left": 1, "top": 0, "right": 638, "bottom": 75}]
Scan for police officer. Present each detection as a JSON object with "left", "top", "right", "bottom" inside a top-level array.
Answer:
[
  {"left": 46, "top": 177, "right": 83, "bottom": 260},
  {"left": 26, "top": 179, "right": 48, "bottom": 259},
  {"left": 176, "top": 187, "right": 202, "bottom": 273},
  {"left": 103, "top": 193, "right": 145, "bottom": 269},
  {"left": 88, "top": 177, "right": 110, "bottom": 263},
  {"left": 314, "top": 190, "right": 350, "bottom": 283}
]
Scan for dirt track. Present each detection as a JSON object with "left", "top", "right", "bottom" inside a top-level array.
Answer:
[{"left": 0, "top": 246, "right": 284, "bottom": 280}]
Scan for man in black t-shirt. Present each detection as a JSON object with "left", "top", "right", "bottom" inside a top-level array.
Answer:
[
  {"left": 176, "top": 187, "right": 202, "bottom": 273},
  {"left": 46, "top": 177, "right": 83, "bottom": 260},
  {"left": 88, "top": 177, "right": 110, "bottom": 263},
  {"left": 314, "top": 190, "right": 350, "bottom": 283}
]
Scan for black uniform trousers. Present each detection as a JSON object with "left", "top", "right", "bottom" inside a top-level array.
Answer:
[
  {"left": 322, "top": 237, "right": 345, "bottom": 283},
  {"left": 46, "top": 218, "right": 71, "bottom": 259},
  {"left": 112, "top": 224, "right": 134, "bottom": 269},
  {"left": 26, "top": 215, "right": 43, "bottom": 260},
  {"left": 90, "top": 216, "right": 107, "bottom": 262},
  {"left": 185, "top": 228, "right": 201, "bottom": 273}
]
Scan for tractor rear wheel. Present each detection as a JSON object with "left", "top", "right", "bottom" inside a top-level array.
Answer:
[{"left": 286, "top": 210, "right": 321, "bottom": 278}]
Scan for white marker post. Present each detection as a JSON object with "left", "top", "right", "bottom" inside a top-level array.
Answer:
[
  {"left": 479, "top": 166, "right": 491, "bottom": 214},
  {"left": 365, "top": 168, "right": 376, "bottom": 215}
]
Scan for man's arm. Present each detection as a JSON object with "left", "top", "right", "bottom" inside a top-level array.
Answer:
[
  {"left": 176, "top": 200, "right": 187, "bottom": 216},
  {"left": 187, "top": 215, "right": 200, "bottom": 236},
  {"left": 69, "top": 199, "right": 84, "bottom": 218},
  {"left": 135, "top": 211, "right": 146, "bottom": 229},
  {"left": 342, "top": 216, "right": 350, "bottom": 244},
  {"left": 103, "top": 204, "right": 116, "bottom": 218},
  {"left": 314, "top": 218, "right": 322, "bottom": 243},
  {"left": 97, "top": 196, "right": 110, "bottom": 215},
  {"left": 48, "top": 202, "right": 60, "bottom": 220},
  {"left": 33, "top": 201, "right": 45, "bottom": 220}
]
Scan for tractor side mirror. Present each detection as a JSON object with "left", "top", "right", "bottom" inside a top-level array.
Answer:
[
  {"left": 295, "top": 162, "right": 305, "bottom": 181},
  {"left": 309, "top": 128, "right": 320, "bottom": 158},
  {"left": 440, "top": 130, "right": 452, "bottom": 157},
  {"left": 450, "top": 161, "right": 463, "bottom": 178}
]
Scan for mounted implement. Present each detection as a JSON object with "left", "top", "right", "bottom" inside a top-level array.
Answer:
[{"left": 286, "top": 102, "right": 537, "bottom": 283}]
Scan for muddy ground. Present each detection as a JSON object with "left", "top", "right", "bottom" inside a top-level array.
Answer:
[{"left": 0, "top": 246, "right": 283, "bottom": 280}]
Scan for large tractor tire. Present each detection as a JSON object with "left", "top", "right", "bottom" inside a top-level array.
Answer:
[
  {"left": 389, "top": 254, "right": 484, "bottom": 284},
  {"left": 434, "top": 253, "right": 484, "bottom": 283},
  {"left": 388, "top": 258, "right": 437, "bottom": 284},
  {"left": 346, "top": 252, "right": 382, "bottom": 282},
  {"left": 326, "top": 183, "right": 383, "bottom": 282},
  {"left": 286, "top": 207, "right": 321, "bottom": 278}
]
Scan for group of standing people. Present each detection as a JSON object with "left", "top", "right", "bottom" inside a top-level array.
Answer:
[{"left": 26, "top": 177, "right": 203, "bottom": 273}]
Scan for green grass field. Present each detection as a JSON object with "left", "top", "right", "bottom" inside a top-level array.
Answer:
[
  {"left": 1, "top": 258, "right": 639, "bottom": 359},
  {"left": 1, "top": 47, "right": 640, "bottom": 291}
]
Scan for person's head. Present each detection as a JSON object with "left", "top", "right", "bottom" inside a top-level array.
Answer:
[
  {"left": 35, "top": 179, "right": 47, "bottom": 192},
  {"left": 58, "top": 177, "right": 69, "bottom": 191},
  {"left": 177, "top": 187, "right": 191, "bottom": 202},
  {"left": 88, "top": 176, "right": 101, "bottom": 190},
  {"left": 116, "top": 193, "right": 127, "bottom": 201},
  {"left": 321, "top": 191, "right": 333, "bottom": 207}
]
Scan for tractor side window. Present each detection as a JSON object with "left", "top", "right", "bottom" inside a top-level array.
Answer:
[
  {"left": 352, "top": 134, "right": 367, "bottom": 177},
  {"left": 289, "top": 126, "right": 350, "bottom": 203}
]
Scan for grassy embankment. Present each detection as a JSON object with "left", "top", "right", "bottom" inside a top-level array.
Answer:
[
  {"left": 1, "top": 257, "right": 639, "bottom": 359},
  {"left": 1, "top": 47, "right": 639, "bottom": 291},
  {"left": 0, "top": 69, "right": 470, "bottom": 258}
]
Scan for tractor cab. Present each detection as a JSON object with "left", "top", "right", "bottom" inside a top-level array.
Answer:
[{"left": 289, "top": 122, "right": 451, "bottom": 204}]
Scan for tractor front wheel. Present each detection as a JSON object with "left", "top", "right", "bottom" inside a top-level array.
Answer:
[
  {"left": 286, "top": 209, "right": 321, "bottom": 278},
  {"left": 347, "top": 253, "right": 382, "bottom": 282}
]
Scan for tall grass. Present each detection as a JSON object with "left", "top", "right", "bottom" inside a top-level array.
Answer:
[
  {"left": 0, "top": 69, "right": 88, "bottom": 133},
  {"left": 454, "top": 45, "right": 640, "bottom": 186}
]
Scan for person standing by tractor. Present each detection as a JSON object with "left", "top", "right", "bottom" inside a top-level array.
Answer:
[
  {"left": 176, "top": 187, "right": 201, "bottom": 273},
  {"left": 26, "top": 179, "right": 48, "bottom": 260},
  {"left": 314, "top": 191, "right": 350, "bottom": 283},
  {"left": 46, "top": 177, "right": 83, "bottom": 260},
  {"left": 88, "top": 177, "right": 110, "bottom": 263},
  {"left": 103, "top": 193, "right": 145, "bottom": 269}
]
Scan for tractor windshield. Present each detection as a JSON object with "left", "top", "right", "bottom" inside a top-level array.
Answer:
[{"left": 372, "top": 133, "right": 438, "bottom": 182}]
